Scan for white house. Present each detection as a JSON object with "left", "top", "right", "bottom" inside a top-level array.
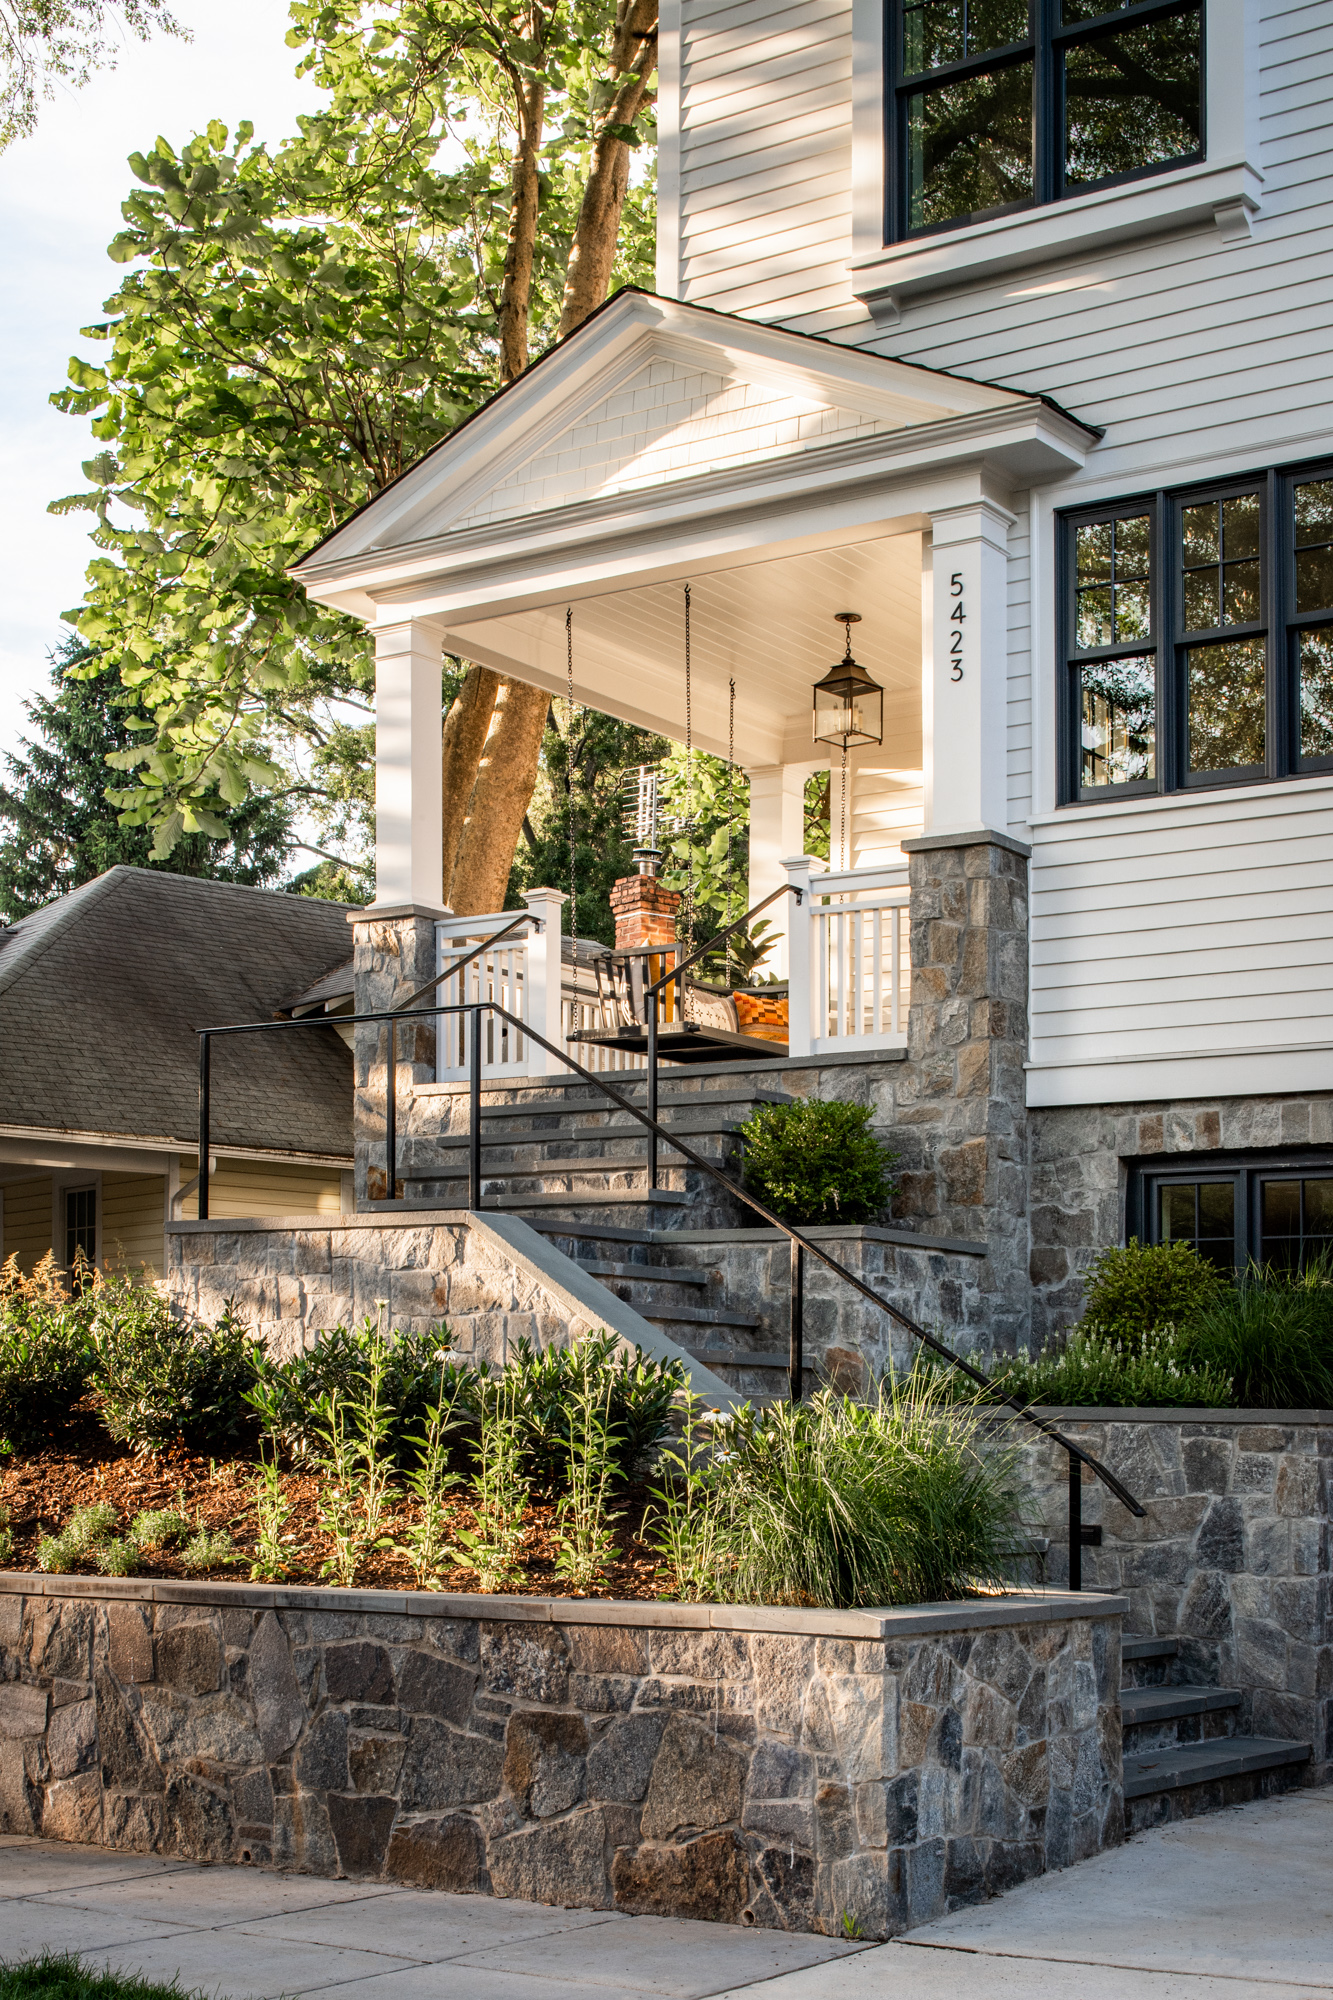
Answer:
[{"left": 284, "top": 0, "right": 1333, "bottom": 1340}]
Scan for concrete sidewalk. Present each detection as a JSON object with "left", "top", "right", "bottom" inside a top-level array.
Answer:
[{"left": 2, "top": 1789, "right": 1330, "bottom": 1998}]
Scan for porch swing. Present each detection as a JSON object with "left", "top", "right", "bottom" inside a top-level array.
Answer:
[{"left": 564, "top": 591, "right": 790, "bottom": 1065}]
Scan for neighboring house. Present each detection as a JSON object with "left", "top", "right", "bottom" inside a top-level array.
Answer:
[
  {"left": 278, "top": 0, "right": 1332, "bottom": 1336},
  {"left": 0, "top": 867, "right": 354, "bottom": 1279}
]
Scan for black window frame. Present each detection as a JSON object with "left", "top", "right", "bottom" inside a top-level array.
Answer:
[
  {"left": 1059, "top": 457, "right": 1333, "bottom": 806},
  {"left": 885, "top": 0, "right": 1206, "bottom": 244},
  {"left": 1129, "top": 1150, "right": 1333, "bottom": 1272}
]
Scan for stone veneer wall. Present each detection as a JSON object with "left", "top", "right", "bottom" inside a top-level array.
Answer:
[
  {"left": 1028, "top": 1093, "right": 1333, "bottom": 1345},
  {"left": 1021, "top": 1412, "right": 1332, "bottom": 1782},
  {"left": 0, "top": 1581, "right": 1122, "bottom": 1939}
]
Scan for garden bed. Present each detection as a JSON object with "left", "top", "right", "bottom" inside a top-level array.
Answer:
[{"left": 0, "top": 1416, "right": 663, "bottom": 1600}]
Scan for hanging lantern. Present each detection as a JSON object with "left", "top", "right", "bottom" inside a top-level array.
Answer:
[{"left": 812, "top": 612, "right": 883, "bottom": 749}]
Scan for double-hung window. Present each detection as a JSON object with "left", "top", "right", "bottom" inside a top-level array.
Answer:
[
  {"left": 1061, "top": 462, "right": 1333, "bottom": 802},
  {"left": 890, "top": 0, "right": 1205, "bottom": 239}
]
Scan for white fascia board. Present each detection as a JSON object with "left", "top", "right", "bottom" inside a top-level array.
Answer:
[
  {"left": 1026, "top": 1043, "right": 1333, "bottom": 1110},
  {"left": 0, "top": 1127, "right": 351, "bottom": 1174},
  {"left": 293, "top": 293, "right": 1038, "bottom": 577},
  {"left": 299, "top": 403, "right": 1093, "bottom": 627}
]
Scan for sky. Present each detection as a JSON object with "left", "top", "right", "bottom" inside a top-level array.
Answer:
[{"left": 0, "top": 0, "right": 320, "bottom": 764}]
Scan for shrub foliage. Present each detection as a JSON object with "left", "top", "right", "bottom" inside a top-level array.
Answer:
[
  {"left": 87, "top": 1279, "right": 256, "bottom": 1450},
  {"left": 738, "top": 1098, "right": 897, "bottom": 1226},
  {"left": 0, "top": 1254, "right": 93, "bottom": 1446},
  {"left": 1079, "top": 1238, "right": 1226, "bottom": 1345}
]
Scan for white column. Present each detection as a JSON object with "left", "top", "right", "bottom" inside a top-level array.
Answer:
[
  {"left": 746, "top": 764, "right": 808, "bottom": 978},
  {"left": 925, "top": 500, "right": 1016, "bottom": 836},
  {"left": 522, "top": 887, "right": 568, "bottom": 1076},
  {"left": 782, "top": 855, "right": 817, "bottom": 1058},
  {"left": 373, "top": 618, "right": 444, "bottom": 911}
]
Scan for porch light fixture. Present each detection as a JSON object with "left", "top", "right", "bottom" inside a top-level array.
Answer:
[{"left": 812, "top": 613, "right": 883, "bottom": 749}]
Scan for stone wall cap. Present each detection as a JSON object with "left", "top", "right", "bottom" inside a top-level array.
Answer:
[
  {"left": 902, "top": 826, "right": 1032, "bottom": 858},
  {"left": 0, "top": 1573, "right": 1123, "bottom": 1634},
  {"left": 654, "top": 1224, "right": 988, "bottom": 1258},
  {"left": 169, "top": 1211, "right": 472, "bottom": 1235},
  {"left": 1029, "top": 1406, "right": 1333, "bottom": 1424},
  {"left": 349, "top": 902, "right": 453, "bottom": 923}
]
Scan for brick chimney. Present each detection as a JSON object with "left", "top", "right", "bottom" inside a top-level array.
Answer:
[{"left": 609, "top": 852, "right": 679, "bottom": 952}]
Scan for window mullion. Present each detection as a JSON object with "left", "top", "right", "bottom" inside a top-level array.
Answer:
[
  {"left": 1155, "top": 493, "right": 1176, "bottom": 793},
  {"left": 1263, "top": 469, "right": 1280, "bottom": 779},
  {"left": 1036, "top": 0, "right": 1057, "bottom": 204}
]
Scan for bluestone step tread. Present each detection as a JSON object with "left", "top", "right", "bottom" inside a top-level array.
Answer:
[
  {"left": 1122, "top": 1735, "right": 1310, "bottom": 1798},
  {"left": 481, "top": 1190, "right": 690, "bottom": 1210},
  {"left": 418, "top": 1156, "right": 683, "bottom": 1178},
  {"left": 1122, "top": 1637, "right": 1180, "bottom": 1662},
  {"left": 636, "top": 1304, "right": 763, "bottom": 1328},
  {"left": 422, "top": 1129, "right": 731, "bottom": 1153},
  {"left": 583, "top": 1261, "right": 709, "bottom": 1285},
  {"left": 685, "top": 1348, "right": 791, "bottom": 1371},
  {"left": 1120, "top": 1685, "right": 1241, "bottom": 1727}
]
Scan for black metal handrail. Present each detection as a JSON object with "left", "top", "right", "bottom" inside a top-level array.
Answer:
[
  {"left": 643, "top": 880, "right": 801, "bottom": 1000},
  {"left": 194, "top": 987, "right": 1144, "bottom": 1589},
  {"left": 641, "top": 881, "right": 804, "bottom": 1188}
]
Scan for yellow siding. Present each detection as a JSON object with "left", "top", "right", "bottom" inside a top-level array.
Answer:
[
  {"left": 177, "top": 1156, "right": 346, "bottom": 1221},
  {"left": 1, "top": 1177, "right": 53, "bottom": 1275},
  {"left": 102, "top": 1172, "right": 168, "bottom": 1277}
]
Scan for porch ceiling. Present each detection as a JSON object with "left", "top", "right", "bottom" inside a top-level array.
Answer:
[{"left": 443, "top": 530, "right": 924, "bottom": 769}]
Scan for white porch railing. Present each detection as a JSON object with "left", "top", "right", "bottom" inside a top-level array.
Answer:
[
  {"left": 434, "top": 888, "right": 565, "bottom": 1081},
  {"left": 783, "top": 858, "right": 911, "bottom": 1058},
  {"left": 434, "top": 864, "right": 911, "bottom": 1079}
]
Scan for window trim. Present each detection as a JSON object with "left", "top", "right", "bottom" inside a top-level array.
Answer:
[
  {"left": 1058, "top": 455, "right": 1333, "bottom": 808},
  {"left": 887, "top": 0, "right": 1206, "bottom": 244},
  {"left": 1129, "top": 1149, "right": 1333, "bottom": 1272},
  {"left": 848, "top": 0, "right": 1262, "bottom": 315}
]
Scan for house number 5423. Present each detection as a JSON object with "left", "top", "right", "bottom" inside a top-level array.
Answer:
[{"left": 949, "top": 572, "right": 964, "bottom": 680}]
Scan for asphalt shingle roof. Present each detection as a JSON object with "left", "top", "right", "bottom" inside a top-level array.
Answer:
[{"left": 0, "top": 867, "right": 355, "bottom": 1159}]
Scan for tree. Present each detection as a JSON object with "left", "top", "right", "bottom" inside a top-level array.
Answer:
[
  {"left": 51, "top": 0, "right": 658, "bottom": 914},
  {"left": 0, "top": 0, "right": 184, "bottom": 151},
  {"left": 508, "top": 702, "right": 666, "bottom": 943},
  {"left": 0, "top": 637, "right": 292, "bottom": 921}
]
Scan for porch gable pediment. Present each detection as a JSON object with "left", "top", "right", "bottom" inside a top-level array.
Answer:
[{"left": 299, "top": 291, "right": 1034, "bottom": 569}]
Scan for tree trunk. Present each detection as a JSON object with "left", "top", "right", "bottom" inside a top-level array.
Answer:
[
  {"left": 497, "top": 54, "right": 546, "bottom": 384},
  {"left": 558, "top": 0, "right": 658, "bottom": 337},
  {"left": 447, "top": 680, "right": 552, "bottom": 914},
  {"left": 441, "top": 663, "right": 501, "bottom": 903}
]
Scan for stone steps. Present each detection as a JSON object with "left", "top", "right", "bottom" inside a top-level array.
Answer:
[
  {"left": 1124, "top": 1737, "right": 1311, "bottom": 1801},
  {"left": 1119, "top": 1634, "right": 1311, "bottom": 1831},
  {"left": 583, "top": 1261, "right": 708, "bottom": 1286}
]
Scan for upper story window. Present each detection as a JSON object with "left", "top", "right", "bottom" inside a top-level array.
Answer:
[
  {"left": 891, "top": 0, "right": 1205, "bottom": 238},
  {"left": 1060, "top": 461, "right": 1333, "bottom": 803}
]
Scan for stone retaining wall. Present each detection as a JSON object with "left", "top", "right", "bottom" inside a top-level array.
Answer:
[
  {"left": 1020, "top": 1410, "right": 1332, "bottom": 1781},
  {"left": 0, "top": 1580, "right": 1123, "bottom": 1939}
]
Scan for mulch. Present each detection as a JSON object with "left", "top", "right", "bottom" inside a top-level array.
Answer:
[{"left": 0, "top": 1413, "right": 665, "bottom": 1600}]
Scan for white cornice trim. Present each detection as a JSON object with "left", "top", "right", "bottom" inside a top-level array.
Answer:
[
  {"left": 293, "top": 290, "right": 1044, "bottom": 576},
  {"left": 299, "top": 401, "right": 1092, "bottom": 626}
]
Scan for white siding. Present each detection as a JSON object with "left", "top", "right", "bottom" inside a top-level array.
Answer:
[
  {"left": 1027, "top": 777, "right": 1333, "bottom": 1104},
  {"left": 677, "top": 0, "right": 854, "bottom": 325}
]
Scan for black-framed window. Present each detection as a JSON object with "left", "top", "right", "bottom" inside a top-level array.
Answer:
[
  {"left": 1130, "top": 1154, "right": 1333, "bottom": 1272},
  {"left": 65, "top": 1187, "right": 96, "bottom": 1273},
  {"left": 888, "top": 0, "right": 1204, "bottom": 240},
  {"left": 1061, "top": 460, "right": 1333, "bottom": 804}
]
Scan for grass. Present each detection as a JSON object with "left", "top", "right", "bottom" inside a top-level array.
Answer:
[
  {"left": 0, "top": 1956, "right": 211, "bottom": 2000},
  {"left": 646, "top": 1372, "right": 1033, "bottom": 1609}
]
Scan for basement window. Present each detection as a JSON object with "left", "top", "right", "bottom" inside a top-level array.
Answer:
[{"left": 1131, "top": 1154, "right": 1333, "bottom": 1272}]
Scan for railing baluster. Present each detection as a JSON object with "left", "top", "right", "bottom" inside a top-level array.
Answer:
[
  {"left": 385, "top": 1014, "right": 397, "bottom": 1202},
  {"left": 872, "top": 906, "right": 883, "bottom": 1037},
  {"left": 469, "top": 1005, "right": 483, "bottom": 1209}
]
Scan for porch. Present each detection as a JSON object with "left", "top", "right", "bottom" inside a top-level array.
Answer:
[{"left": 292, "top": 290, "right": 1095, "bottom": 1012}]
